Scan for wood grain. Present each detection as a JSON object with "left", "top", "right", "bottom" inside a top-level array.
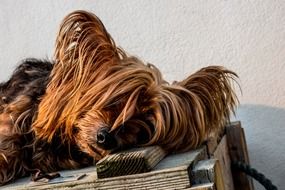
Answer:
[
  {"left": 191, "top": 159, "right": 224, "bottom": 190},
  {"left": 213, "top": 135, "right": 234, "bottom": 190},
  {"left": 96, "top": 146, "right": 166, "bottom": 178},
  {"left": 186, "top": 183, "right": 215, "bottom": 190},
  {"left": 226, "top": 121, "right": 254, "bottom": 190}
]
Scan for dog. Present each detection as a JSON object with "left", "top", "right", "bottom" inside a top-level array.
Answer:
[
  {"left": 0, "top": 10, "right": 239, "bottom": 185},
  {"left": 34, "top": 10, "right": 238, "bottom": 169}
]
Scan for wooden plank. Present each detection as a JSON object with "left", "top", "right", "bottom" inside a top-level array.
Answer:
[
  {"left": 154, "top": 147, "right": 207, "bottom": 170},
  {"left": 191, "top": 159, "right": 224, "bottom": 190},
  {"left": 96, "top": 146, "right": 166, "bottom": 178},
  {"left": 5, "top": 147, "right": 207, "bottom": 190},
  {"left": 214, "top": 160, "right": 225, "bottom": 190},
  {"left": 186, "top": 183, "right": 215, "bottom": 190},
  {"left": 213, "top": 135, "right": 234, "bottom": 190},
  {"left": 226, "top": 121, "right": 254, "bottom": 190}
]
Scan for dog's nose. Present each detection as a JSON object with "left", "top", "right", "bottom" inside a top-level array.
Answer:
[{"left": 97, "top": 127, "right": 117, "bottom": 150}]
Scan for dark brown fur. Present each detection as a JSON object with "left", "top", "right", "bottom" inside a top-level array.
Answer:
[
  {"left": 0, "top": 59, "right": 53, "bottom": 184},
  {"left": 0, "top": 59, "right": 94, "bottom": 185}
]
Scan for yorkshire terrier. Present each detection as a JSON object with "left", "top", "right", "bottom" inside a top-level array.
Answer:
[{"left": 0, "top": 10, "right": 238, "bottom": 185}]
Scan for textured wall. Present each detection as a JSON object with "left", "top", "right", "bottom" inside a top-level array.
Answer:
[{"left": 0, "top": 1, "right": 284, "bottom": 189}]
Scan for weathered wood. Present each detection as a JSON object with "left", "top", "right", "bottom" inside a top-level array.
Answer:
[
  {"left": 186, "top": 183, "right": 215, "bottom": 190},
  {"left": 96, "top": 146, "right": 166, "bottom": 178},
  {"left": 214, "top": 160, "right": 225, "bottom": 190},
  {"left": 226, "top": 121, "right": 254, "bottom": 190},
  {"left": 4, "top": 147, "right": 207, "bottom": 190},
  {"left": 191, "top": 159, "right": 224, "bottom": 190},
  {"left": 1, "top": 167, "right": 97, "bottom": 190},
  {"left": 213, "top": 135, "right": 234, "bottom": 190}
]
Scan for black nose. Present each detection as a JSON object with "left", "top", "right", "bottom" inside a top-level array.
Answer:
[{"left": 97, "top": 127, "right": 118, "bottom": 150}]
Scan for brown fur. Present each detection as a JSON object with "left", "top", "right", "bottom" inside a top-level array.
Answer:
[
  {"left": 34, "top": 10, "right": 238, "bottom": 159},
  {"left": 1, "top": 10, "right": 239, "bottom": 185}
]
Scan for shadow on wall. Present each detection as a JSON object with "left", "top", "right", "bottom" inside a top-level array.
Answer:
[{"left": 234, "top": 104, "right": 285, "bottom": 190}]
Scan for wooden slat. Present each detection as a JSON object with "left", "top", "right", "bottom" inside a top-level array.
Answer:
[
  {"left": 214, "top": 160, "right": 225, "bottom": 190},
  {"left": 154, "top": 147, "right": 206, "bottom": 170},
  {"left": 191, "top": 159, "right": 224, "bottom": 190},
  {"left": 213, "top": 135, "right": 234, "bottom": 190},
  {"left": 226, "top": 121, "right": 254, "bottom": 190},
  {"left": 96, "top": 146, "right": 166, "bottom": 178},
  {"left": 186, "top": 183, "right": 215, "bottom": 190}
]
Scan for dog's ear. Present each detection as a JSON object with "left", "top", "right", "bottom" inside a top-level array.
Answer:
[
  {"left": 146, "top": 66, "right": 239, "bottom": 152},
  {"left": 53, "top": 10, "right": 121, "bottom": 88},
  {"left": 55, "top": 10, "right": 118, "bottom": 63},
  {"left": 177, "top": 66, "right": 239, "bottom": 131},
  {"left": 33, "top": 11, "right": 122, "bottom": 143}
]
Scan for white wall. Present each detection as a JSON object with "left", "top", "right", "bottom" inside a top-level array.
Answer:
[{"left": 0, "top": 1, "right": 284, "bottom": 189}]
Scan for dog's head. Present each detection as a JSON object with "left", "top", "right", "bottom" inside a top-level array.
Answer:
[
  {"left": 33, "top": 11, "right": 169, "bottom": 158},
  {"left": 73, "top": 58, "right": 168, "bottom": 154}
]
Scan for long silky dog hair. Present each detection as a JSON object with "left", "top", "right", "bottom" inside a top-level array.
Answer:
[
  {"left": 0, "top": 10, "right": 238, "bottom": 185},
  {"left": 33, "top": 10, "right": 238, "bottom": 160}
]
